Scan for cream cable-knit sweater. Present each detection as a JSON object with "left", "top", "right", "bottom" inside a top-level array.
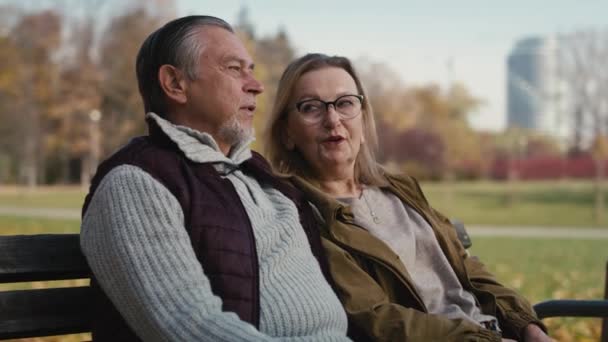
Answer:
[{"left": 80, "top": 113, "right": 350, "bottom": 342}]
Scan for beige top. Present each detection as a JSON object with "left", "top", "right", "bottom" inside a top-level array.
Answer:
[{"left": 339, "top": 186, "right": 498, "bottom": 329}]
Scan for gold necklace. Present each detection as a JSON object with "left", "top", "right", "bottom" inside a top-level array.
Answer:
[{"left": 361, "top": 188, "right": 380, "bottom": 224}]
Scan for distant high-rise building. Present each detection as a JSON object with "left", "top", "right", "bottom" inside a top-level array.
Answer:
[{"left": 507, "top": 37, "right": 560, "bottom": 135}]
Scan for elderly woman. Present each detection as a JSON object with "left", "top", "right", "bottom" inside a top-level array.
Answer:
[{"left": 264, "top": 53, "right": 551, "bottom": 342}]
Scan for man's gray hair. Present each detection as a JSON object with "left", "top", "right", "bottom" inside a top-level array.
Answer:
[{"left": 136, "top": 16, "right": 234, "bottom": 116}]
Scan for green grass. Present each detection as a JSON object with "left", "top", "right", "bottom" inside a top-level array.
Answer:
[
  {"left": 471, "top": 237, "right": 607, "bottom": 341},
  {"left": 1, "top": 181, "right": 606, "bottom": 227},
  {"left": 471, "top": 237, "right": 607, "bottom": 302},
  {"left": 0, "top": 186, "right": 86, "bottom": 209},
  {"left": 0, "top": 216, "right": 80, "bottom": 235},
  {"left": 421, "top": 180, "right": 607, "bottom": 227}
]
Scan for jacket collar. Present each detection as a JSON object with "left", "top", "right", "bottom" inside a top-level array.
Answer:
[
  {"left": 290, "top": 176, "right": 416, "bottom": 279},
  {"left": 291, "top": 173, "right": 470, "bottom": 310}
]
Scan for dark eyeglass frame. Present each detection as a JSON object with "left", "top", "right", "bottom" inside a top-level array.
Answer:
[
  {"left": 293, "top": 94, "right": 364, "bottom": 123},
  {"left": 295, "top": 94, "right": 365, "bottom": 112}
]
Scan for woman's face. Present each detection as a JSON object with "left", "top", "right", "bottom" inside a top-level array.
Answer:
[{"left": 286, "top": 67, "right": 365, "bottom": 180}]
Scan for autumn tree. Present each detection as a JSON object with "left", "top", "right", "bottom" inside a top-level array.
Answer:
[
  {"left": 0, "top": 0, "right": 176, "bottom": 185},
  {"left": 0, "top": 10, "right": 62, "bottom": 187},
  {"left": 356, "top": 59, "right": 418, "bottom": 132},
  {"left": 97, "top": 5, "right": 173, "bottom": 156},
  {"left": 48, "top": 11, "right": 103, "bottom": 184},
  {"left": 558, "top": 29, "right": 608, "bottom": 223},
  {"left": 0, "top": 34, "right": 21, "bottom": 183},
  {"left": 233, "top": 7, "right": 296, "bottom": 151}
]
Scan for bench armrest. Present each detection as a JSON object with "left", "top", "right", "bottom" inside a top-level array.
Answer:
[{"left": 533, "top": 299, "right": 608, "bottom": 319}]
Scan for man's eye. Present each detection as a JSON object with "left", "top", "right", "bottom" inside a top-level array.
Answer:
[{"left": 228, "top": 65, "right": 241, "bottom": 71}]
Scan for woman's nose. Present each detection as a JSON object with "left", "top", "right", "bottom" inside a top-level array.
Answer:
[{"left": 323, "top": 105, "right": 341, "bottom": 127}]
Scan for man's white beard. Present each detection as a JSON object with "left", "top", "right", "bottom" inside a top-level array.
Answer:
[{"left": 218, "top": 114, "right": 253, "bottom": 147}]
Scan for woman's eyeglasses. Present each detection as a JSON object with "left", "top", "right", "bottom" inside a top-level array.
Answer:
[{"left": 293, "top": 94, "right": 364, "bottom": 124}]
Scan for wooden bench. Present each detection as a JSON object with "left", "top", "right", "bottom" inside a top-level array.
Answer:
[
  {"left": 0, "top": 234, "right": 91, "bottom": 339},
  {"left": 1, "top": 232, "right": 608, "bottom": 340}
]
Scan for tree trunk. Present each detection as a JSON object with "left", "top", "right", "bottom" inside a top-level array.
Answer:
[
  {"left": 80, "top": 156, "right": 90, "bottom": 189},
  {"left": 572, "top": 106, "right": 584, "bottom": 152},
  {"left": 22, "top": 117, "right": 38, "bottom": 189},
  {"left": 506, "top": 156, "right": 519, "bottom": 207},
  {"left": 595, "top": 158, "right": 605, "bottom": 224},
  {"left": 21, "top": 69, "right": 40, "bottom": 189}
]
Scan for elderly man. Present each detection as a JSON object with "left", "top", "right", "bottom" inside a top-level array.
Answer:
[{"left": 80, "top": 16, "right": 350, "bottom": 342}]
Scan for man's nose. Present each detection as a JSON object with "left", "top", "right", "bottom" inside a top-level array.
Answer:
[{"left": 245, "top": 75, "right": 264, "bottom": 95}]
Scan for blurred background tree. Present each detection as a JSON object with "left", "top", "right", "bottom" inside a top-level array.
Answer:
[
  {"left": 0, "top": 0, "right": 606, "bottom": 203},
  {"left": 0, "top": 0, "right": 175, "bottom": 187},
  {"left": 558, "top": 29, "right": 608, "bottom": 222},
  {"left": 0, "top": 9, "right": 62, "bottom": 188}
]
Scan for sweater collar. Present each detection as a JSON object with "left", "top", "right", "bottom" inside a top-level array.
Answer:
[{"left": 146, "top": 112, "right": 253, "bottom": 174}]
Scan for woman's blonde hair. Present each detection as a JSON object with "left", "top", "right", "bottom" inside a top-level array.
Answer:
[{"left": 264, "top": 53, "right": 386, "bottom": 186}]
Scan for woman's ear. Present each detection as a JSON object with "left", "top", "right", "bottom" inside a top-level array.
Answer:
[
  {"left": 282, "top": 127, "right": 295, "bottom": 150},
  {"left": 158, "top": 65, "right": 188, "bottom": 105},
  {"left": 286, "top": 139, "right": 295, "bottom": 150},
  {"left": 285, "top": 135, "right": 295, "bottom": 150}
]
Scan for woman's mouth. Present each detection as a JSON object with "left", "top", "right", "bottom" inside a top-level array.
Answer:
[{"left": 322, "top": 135, "right": 345, "bottom": 146}]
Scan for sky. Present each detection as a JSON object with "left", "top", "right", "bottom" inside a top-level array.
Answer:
[{"left": 179, "top": 0, "right": 608, "bottom": 132}]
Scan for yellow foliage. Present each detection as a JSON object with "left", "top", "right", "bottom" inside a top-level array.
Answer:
[{"left": 591, "top": 134, "right": 608, "bottom": 160}]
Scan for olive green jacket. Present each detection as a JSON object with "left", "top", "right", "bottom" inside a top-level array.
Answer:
[{"left": 291, "top": 173, "right": 545, "bottom": 342}]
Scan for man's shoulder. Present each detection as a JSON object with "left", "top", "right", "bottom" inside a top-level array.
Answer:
[
  {"left": 89, "top": 136, "right": 186, "bottom": 194},
  {"left": 100, "top": 135, "right": 185, "bottom": 171}
]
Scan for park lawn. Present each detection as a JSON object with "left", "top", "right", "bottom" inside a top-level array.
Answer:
[
  {"left": 0, "top": 216, "right": 80, "bottom": 235},
  {"left": 471, "top": 237, "right": 608, "bottom": 341},
  {"left": 0, "top": 180, "right": 606, "bottom": 227},
  {"left": 420, "top": 180, "right": 607, "bottom": 228},
  {"left": 0, "top": 186, "right": 86, "bottom": 209}
]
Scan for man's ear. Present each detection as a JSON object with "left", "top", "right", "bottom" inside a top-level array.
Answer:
[{"left": 158, "top": 64, "right": 188, "bottom": 105}]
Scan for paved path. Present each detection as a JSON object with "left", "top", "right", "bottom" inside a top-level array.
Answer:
[
  {"left": 1, "top": 206, "right": 607, "bottom": 239},
  {"left": 468, "top": 225, "right": 608, "bottom": 239},
  {"left": 0, "top": 206, "right": 80, "bottom": 220}
]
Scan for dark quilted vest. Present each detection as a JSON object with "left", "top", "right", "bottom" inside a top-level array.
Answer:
[{"left": 82, "top": 121, "right": 329, "bottom": 341}]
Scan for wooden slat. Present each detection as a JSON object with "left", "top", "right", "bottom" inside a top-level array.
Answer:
[
  {"left": 0, "top": 287, "right": 91, "bottom": 339},
  {"left": 0, "top": 234, "right": 90, "bottom": 283}
]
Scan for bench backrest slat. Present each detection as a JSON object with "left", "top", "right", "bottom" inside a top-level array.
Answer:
[
  {"left": 0, "top": 287, "right": 91, "bottom": 339},
  {"left": 0, "top": 234, "right": 92, "bottom": 339},
  {"left": 0, "top": 234, "right": 89, "bottom": 283}
]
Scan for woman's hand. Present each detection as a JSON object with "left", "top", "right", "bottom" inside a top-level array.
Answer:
[{"left": 523, "top": 323, "right": 553, "bottom": 342}]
